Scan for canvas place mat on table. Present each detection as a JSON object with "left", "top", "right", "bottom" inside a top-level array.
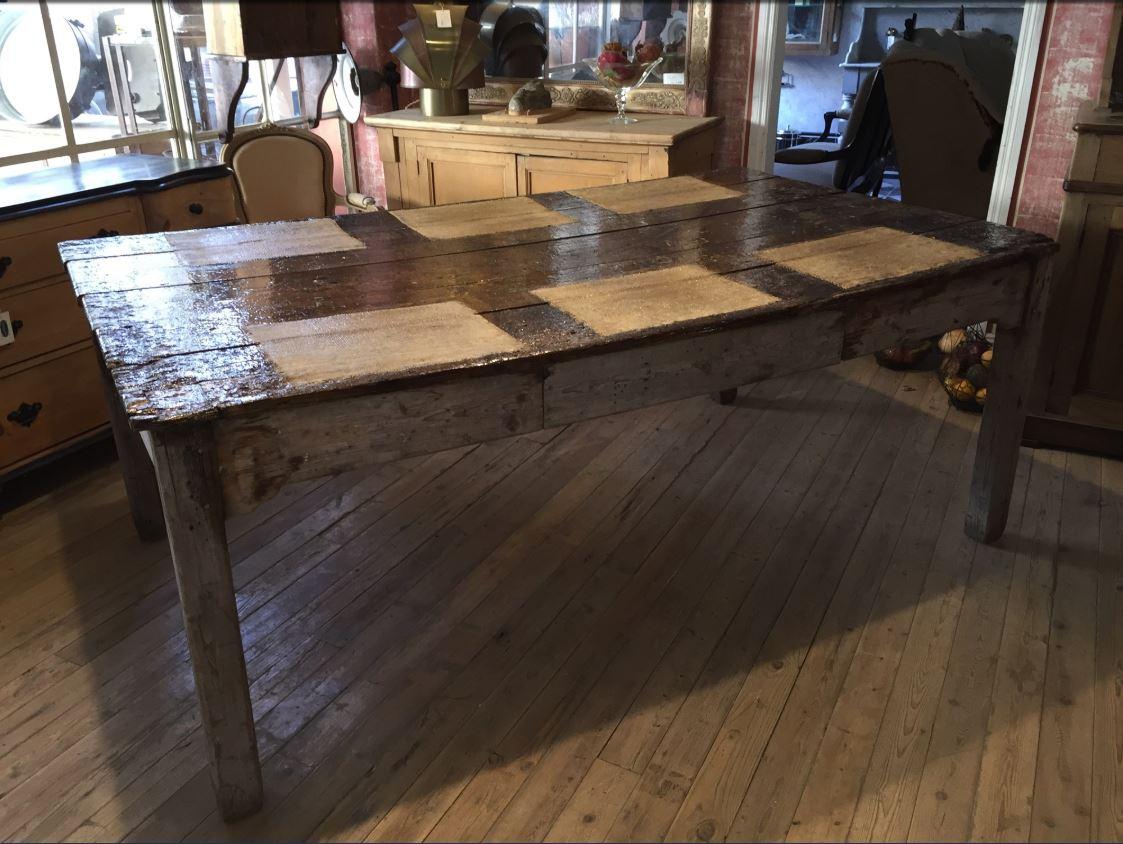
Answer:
[
  {"left": 248, "top": 301, "right": 522, "bottom": 385},
  {"left": 568, "top": 175, "right": 744, "bottom": 214},
  {"left": 533, "top": 263, "right": 777, "bottom": 336},
  {"left": 392, "top": 196, "right": 574, "bottom": 240},
  {"left": 166, "top": 218, "right": 365, "bottom": 265},
  {"left": 755, "top": 226, "right": 981, "bottom": 289}
]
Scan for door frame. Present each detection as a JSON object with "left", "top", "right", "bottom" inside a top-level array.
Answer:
[
  {"left": 986, "top": 0, "right": 1048, "bottom": 224},
  {"left": 744, "top": 0, "right": 1047, "bottom": 225},
  {"left": 744, "top": 0, "right": 788, "bottom": 174}
]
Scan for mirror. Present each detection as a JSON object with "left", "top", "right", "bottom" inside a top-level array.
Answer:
[{"left": 468, "top": 1, "right": 711, "bottom": 115}]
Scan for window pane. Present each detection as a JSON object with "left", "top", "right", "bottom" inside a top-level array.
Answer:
[
  {"left": 45, "top": 1, "right": 172, "bottom": 143},
  {"left": 78, "top": 137, "right": 173, "bottom": 163},
  {"left": 0, "top": 155, "right": 72, "bottom": 177},
  {"left": 194, "top": 138, "right": 221, "bottom": 160},
  {"left": 0, "top": 3, "right": 68, "bottom": 157},
  {"left": 170, "top": 5, "right": 265, "bottom": 133},
  {"left": 263, "top": 58, "right": 298, "bottom": 121}
]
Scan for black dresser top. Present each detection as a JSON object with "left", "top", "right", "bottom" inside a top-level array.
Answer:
[{"left": 0, "top": 155, "right": 232, "bottom": 222}]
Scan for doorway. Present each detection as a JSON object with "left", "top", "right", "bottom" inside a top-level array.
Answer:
[{"left": 747, "top": 0, "right": 1046, "bottom": 224}]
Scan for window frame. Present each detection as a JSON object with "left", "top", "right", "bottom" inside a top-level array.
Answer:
[{"left": 0, "top": 0, "right": 353, "bottom": 182}]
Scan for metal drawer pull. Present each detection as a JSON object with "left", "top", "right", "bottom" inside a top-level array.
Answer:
[
  {"left": 0, "top": 256, "right": 10, "bottom": 278},
  {"left": 7, "top": 401, "right": 42, "bottom": 427},
  {"left": 95, "top": 228, "right": 119, "bottom": 237},
  {"left": 189, "top": 202, "right": 204, "bottom": 215}
]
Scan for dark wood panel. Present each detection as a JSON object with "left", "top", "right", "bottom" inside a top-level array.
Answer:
[{"left": 0, "top": 155, "right": 232, "bottom": 223}]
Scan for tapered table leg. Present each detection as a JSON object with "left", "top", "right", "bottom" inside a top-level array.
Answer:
[
  {"left": 966, "top": 257, "right": 1054, "bottom": 543},
  {"left": 150, "top": 425, "right": 263, "bottom": 821},
  {"left": 98, "top": 357, "right": 164, "bottom": 540}
]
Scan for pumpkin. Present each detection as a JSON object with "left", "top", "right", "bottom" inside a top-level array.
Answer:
[
  {"left": 943, "top": 376, "right": 976, "bottom": 402},
  {"left": 938, "top": 355, "right": 962, "bottom": 379},
  {"left": 938, "top": 329, "right": 967, "bottom": 354},
  {"left": 976, "top": 387, "right": 987, "bottom": 405},
  {"left": 965, "top": 363, "right": 989, "bottom": 389},
  {"left": 981, "top": 348, "right": 993, "bottom": 367}
]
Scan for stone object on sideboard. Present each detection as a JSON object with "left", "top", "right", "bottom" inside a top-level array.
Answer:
[{"left": 508, "top": 80, "right": 553, "bottom": 115}]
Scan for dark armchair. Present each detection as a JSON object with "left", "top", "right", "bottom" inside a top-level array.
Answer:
[{"left": 773, "top": 69, "right": 893, "bottom": 196}]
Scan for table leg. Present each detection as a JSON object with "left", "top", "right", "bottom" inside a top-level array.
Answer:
[
  {"left": 966, "top": 258, "right": 1054, "bottom": 543},
  {"left": 150, "top": 425, "right": 263, "bottom": 821},
  {"left": 98, "top": 358, "right": 164, "bottom": 540}
]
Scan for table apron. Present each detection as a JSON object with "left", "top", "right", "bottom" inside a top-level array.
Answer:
[{"left": 210, "top": 259, "right": 1032, "bottom": 515}]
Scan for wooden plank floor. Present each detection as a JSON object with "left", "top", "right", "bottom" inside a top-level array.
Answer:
[{"left": 1, "top": 356, "right": 1120, "bottom": 843}]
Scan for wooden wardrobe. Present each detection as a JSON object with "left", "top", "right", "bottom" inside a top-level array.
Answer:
[{"left": 1027, "top": 6, "right": 1123, "bottom": 456}]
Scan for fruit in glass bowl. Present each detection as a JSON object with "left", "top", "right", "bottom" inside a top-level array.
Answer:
[
  {"left": 597, "top": 42, "right": 637, "bottom": 82},
  {"left": 582, "top": 55, "right": 663, "bottom": 123}
]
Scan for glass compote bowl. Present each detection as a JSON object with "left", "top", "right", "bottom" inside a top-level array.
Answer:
[{"left": 582, "top": 56, "right": 663, "bottom": 124}]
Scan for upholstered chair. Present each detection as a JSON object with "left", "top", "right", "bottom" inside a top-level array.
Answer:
[
  {"left": 221, "top": 123, "right": 379, "bottom": 224},
  {"left": 880, "top": 28, "right": 1015, "bottom": 218}
]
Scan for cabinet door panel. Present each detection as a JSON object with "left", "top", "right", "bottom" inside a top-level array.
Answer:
[
  {"left": 414, "top": 145, "right": 517, "bottom": 207},
  {"left": 1079, "top": 218, "right": 1123, "bottom": 399},
  {"left": 517, "top": 155, "right": 630, "bottom": 195}
]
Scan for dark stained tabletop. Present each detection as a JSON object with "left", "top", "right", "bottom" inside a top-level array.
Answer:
[
  {"left": 0, "top": 154, "right": 231, "bottom": 221},
  {"left": 60, "top": 168, "right": 1055, "bottom": 430}
]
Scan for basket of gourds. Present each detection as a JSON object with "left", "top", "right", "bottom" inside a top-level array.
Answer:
[{"left": 937, "top": 325, "right": 993, "bottom": 412}]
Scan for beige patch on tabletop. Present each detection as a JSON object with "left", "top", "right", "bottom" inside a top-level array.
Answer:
[
  {"left": 167, "top": 217, "right": 365, "bottom": 265},
  {"left": 533, "top": 263, "right": 777, "bottom": 336},
  {"left": 756, "top": 226, "right": 981, "bottom": 288},
  {"left": 392, "top": 196, "right": 573, "bottom": 239},
  {"left": 249, "top": 301, "right": 522, "bottom": 385},
  {"left": 569, "top": 175, "right": 744, "bottom": 214}
]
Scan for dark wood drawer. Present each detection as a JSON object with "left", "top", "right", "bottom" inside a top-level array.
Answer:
[
  {"left": 0, "top": 277, "right": 91, "bottom": 370},
  {"left": 0, "top": 345, "right": 108, "bottom": 473}
]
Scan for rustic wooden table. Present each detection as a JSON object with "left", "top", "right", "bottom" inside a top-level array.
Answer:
[{"left": 62, "top": 169, "right": 1055, "bottom": 821}]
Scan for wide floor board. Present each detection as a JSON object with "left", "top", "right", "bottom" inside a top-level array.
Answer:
[{"left": 0, "top": 356, "right": 1118, "bottom": 843}]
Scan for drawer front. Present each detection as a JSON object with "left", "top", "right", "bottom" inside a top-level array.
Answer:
[
  {"left": 0, "top": 200, "right": 144, "bottom": 292},
  {"left": 516, "top": 155, "right": 630, "bottom": 195},
  {"left": 0, "top": 344, "right": 108, "bottom": 472},
  {"left": 0, "top": 277, "right": 90, "bottom": 370},
  {"left": 140, "top": 176, "right": 240, "bottom": 231}
]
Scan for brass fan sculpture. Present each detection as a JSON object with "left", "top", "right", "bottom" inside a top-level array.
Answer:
[{"left": 392, "top": 4, "right": 488, "bottom": 116}]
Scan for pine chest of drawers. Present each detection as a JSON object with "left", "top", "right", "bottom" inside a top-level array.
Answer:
[{"left": 0, "top": 155, "right": 238, "bottom": 478}]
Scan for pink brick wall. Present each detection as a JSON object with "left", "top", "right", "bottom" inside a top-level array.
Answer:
[
  {"left": 706, "top": 2, "right": 757, "bottom": 168},
  {"left": 1009, "top": 1, "right": 1115, "bottom": 236},
  {"left": 340, "top": 0, "right": 411, "bottom": 205}
]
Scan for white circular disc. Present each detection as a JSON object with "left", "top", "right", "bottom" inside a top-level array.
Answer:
[
  {"left": 0, "top": 10, "right": 80, "bottom": 124},
  {"left": 333, "top": 46, "right": 362, "bottom": 124}
]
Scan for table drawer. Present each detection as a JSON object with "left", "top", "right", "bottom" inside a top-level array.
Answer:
[
  {"left": 0, "top": 277, "right": 91, "bottom": 370},
  {"left": 141, "top": 176, "right": 240, "bottom": 231},
  {"left": 0, "top": 199, "right": 144, "bottom": 292},
  {"left": 0, "top": 344, "right": 108, "bottom": 472}
]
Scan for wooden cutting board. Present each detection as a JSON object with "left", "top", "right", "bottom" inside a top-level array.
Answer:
[{"left": 481, "top": 106, "right": 577, "bottom": 124}]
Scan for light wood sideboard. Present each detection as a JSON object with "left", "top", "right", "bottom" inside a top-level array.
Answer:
[
  {"left": 364, "top": 108, "right": 722, "bottom": 209},
  {"left": 0, "top": 155, "right": 239, "bottom": 479}
]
